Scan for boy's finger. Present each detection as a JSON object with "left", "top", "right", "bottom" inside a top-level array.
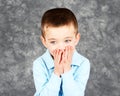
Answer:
[
  {"left": 61, "top": 46, "right": 68, "bottom": 64},
  {"left": 57, "top": 49, "right": 62, "bottom": 64},
  {"left": 54, "top": 49, "right": 62, "bottom": 65},
  {"left": 67, "top": 46, "right": 73, "bottom": 62},
  {"left": 65, "top": 46, "right": 69, "bottom": 59},
  {"left": 66, "top": 46, "right": 71, "bottom": 59}
]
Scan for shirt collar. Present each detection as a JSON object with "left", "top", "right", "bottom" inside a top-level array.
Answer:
[
  {"left": 41, "top": 49, "right": 84, "bottom": 69},
  {"left": 41, "top": 50, "right": 54, "bottom": 69}
]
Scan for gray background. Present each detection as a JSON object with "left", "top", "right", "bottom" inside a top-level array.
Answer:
[{"left": 0, "top": 0, "right": 120, "bottom": 96}]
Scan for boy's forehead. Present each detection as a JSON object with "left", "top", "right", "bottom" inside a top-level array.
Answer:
[
  {"left": 44, "top": 25, "right": 76, "bottom": 39},
  {"left": 44, "top": 23, "right": 76, "bottom": 32}
]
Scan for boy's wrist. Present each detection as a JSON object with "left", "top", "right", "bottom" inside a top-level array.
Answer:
[
  {"left": 64, "top": 66, "right": 71, "bottom": 73},
  {"left": 54, "top": 71, "right": 61, "bottom": 77}
]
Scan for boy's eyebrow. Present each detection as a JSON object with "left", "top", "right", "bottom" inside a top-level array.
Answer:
[
  {"left": 48, "top": 38, "right": 56, "bottom": 40},
  {"left": 66, "top": 37, "right": 72, "bottom": 38},
  {"left": 48, "top": 37, "right": 73, "bottom": 40}
]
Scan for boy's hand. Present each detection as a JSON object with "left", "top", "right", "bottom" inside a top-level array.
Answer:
[
  {"left": 53, "top": 49, "right": 64, "bottom": 77},
  {"left": 61, "top": 46, "right": 74, "bottom": 72},
  {"left": 52, "top": 46, "right": 74, "bottom": 77}
]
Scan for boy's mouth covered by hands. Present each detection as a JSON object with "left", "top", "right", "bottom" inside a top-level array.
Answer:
[{"left": 52, "top": 46, "right": 74, "bottom": 77}]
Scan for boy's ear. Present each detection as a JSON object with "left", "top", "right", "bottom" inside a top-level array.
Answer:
[
  {"left": 40, "top": 36, "right": 47, "bottom": 48},
  {"left": 75, "top": 33, "right": 80, "bottom": 46}
]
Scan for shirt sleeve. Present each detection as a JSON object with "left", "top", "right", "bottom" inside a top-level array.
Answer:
[
  {"left": 33, "top": 59, "right": 61, "bottom": 96},
  {"left": 61, "top": 59, "right": 90, "bottom": 96}
]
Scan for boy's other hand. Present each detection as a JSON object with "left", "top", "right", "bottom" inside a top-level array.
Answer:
[
  {"left": 61, "top": 46, "right": 74, "bottom": 73},
  {"left": 53, "top": 49, "right": 64, "bottom": 77}
]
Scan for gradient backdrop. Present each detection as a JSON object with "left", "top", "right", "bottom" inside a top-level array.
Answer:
[{"left": 0, "top": 0, "right": 120, "bottom": 96}]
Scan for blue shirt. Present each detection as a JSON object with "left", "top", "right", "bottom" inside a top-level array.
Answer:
[{"left": 33, "top": 50, "right": 90, "bottom": 96}]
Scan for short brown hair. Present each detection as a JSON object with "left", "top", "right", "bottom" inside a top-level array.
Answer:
[{"left": 41, "top": 8, "right": 78, "bottom": 38}]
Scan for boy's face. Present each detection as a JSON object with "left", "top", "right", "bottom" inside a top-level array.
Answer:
[{"left": 41, "top": 24, "right": 80, "bottom": 55}]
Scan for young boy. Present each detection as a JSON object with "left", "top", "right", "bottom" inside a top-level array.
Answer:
[{"left": 33, "top": 8, "right": 90, "bottom": 96}]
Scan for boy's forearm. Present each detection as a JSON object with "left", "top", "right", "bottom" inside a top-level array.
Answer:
[
  {"left": 61, "top": 70, "right": 87, "bottom": 96},
  {"left": 34, "top": 73, "right": 61, "bottom": 96}
]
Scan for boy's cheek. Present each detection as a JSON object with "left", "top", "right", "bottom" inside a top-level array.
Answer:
[
  {"left": 49, "top": 48, "right": 57, "bottom": 56},
  {"left": 48, "top": 45, "right": 75, "bottom": 55},
  {"left": 65, "top": 45, "right": 75, "bottom": 50},
  {"left": 49, "top": 50, "right": 55, "bottom": 56}
]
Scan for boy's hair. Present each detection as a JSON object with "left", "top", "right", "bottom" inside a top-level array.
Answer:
[{"left": 41, "top": 8, "right": 78, "bottom": 38}]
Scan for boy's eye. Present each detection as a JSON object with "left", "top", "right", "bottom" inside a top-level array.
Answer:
[
  {"left": 65, "top": 39, "right": 71, "bottom": 43},
  {"left": 50, "top": 41, "right": 56, "bottom": 44}
]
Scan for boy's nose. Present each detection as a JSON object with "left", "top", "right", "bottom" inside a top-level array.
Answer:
[{"left": 58, "top": 43, "right": 65, "bottom": 51}]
